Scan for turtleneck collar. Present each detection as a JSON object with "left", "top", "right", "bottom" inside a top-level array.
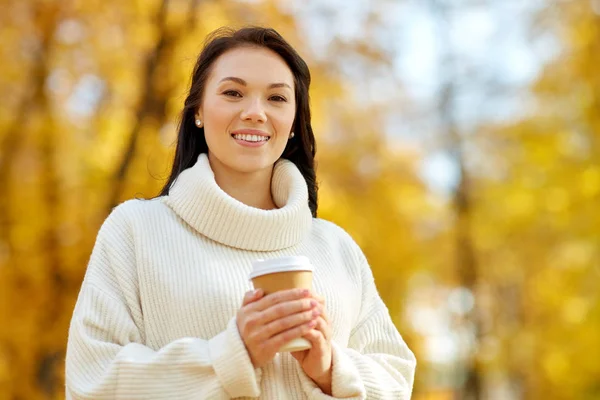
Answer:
[{"left": 163, "top": 153, "right": 313, "bottom": 252}]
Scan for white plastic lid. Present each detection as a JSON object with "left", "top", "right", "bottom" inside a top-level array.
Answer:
[{"left": 249, "top": 256, "right": 313, "bottom": 280}]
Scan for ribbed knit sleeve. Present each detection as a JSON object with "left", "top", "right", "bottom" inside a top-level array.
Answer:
[
  {"left": 297, "top": 247, "right": 416, "bottom": 400},
  {"left": 65, "top": 206, "right": 262, "bottom": 399}
]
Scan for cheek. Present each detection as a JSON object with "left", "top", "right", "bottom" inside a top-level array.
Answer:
[
  {"left": 204, "top": 99, "right": 236, "bottom": 133},
  {"left": 273, "top": 108, "right": 296, "bottom": 134}
]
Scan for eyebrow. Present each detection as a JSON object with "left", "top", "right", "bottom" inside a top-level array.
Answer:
[{"left": 218, "top": 76, "right": 292, "bottom": 90}]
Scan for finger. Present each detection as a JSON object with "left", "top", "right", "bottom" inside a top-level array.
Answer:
[
  {"left": 257, "top": 306, "right": 321, "bottom": 341},
  {"left": 258, "top": 298, "right": 318, "bottom": 326},
  {"left": 312, "top": 300, "right": 330, "bottom": 326},
  {"left": 314, "top": 316, "right": 332, "bottom": 342},
  {"left": 317, "top": 302, "right": 329, "bottom": 320},
  {"left": 302, "top": 328, "right": 326, "bottom": 347},
  {"left": 248, "top": 288, "right": 311, "bottom": 313},
  {"left": 239, "top": 298, "right": 313, "bottom": 343},
  {"left": 242, "top": 289, "right": 264, "bottom": 306},
  {"left": 266, "top": 319, "right": 317, "bottom": 352},
  {"left": 313, "top": 293, "right": 326, "bottom": 305},
  {"left": 313, "top": 295, "right": 330, "bottom": 321}
]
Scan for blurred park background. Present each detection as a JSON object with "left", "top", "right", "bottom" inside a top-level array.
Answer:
[{"left": 1, "top": 0, "right": 599, "bottom": 399}]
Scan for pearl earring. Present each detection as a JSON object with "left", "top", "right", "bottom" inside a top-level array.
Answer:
[
  {"left": 289, "top": 132, "right": 295, "bottom": 138},
  {"left": 195, "top": 119, "right": 203, "bottom": 128}
]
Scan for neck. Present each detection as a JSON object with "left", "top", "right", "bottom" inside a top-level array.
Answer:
[{"left": 208, "top": 153, "right": 277, "bottom": 211}]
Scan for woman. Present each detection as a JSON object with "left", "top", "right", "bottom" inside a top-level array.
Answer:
[{"left": 65, "top": 26, "right": 416, "bottom": 399}]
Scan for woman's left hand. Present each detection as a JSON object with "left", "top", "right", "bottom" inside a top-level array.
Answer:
[{"left": 291, "top": 294, "right": 333, "bottom": 395}]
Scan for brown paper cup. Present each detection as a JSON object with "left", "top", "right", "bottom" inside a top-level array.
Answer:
[
  {"left": 250, "top": 257, "right": 314, "bottom": 352},
  {"left": 251, "top": 270, "right": 313, "bottom": 295}
]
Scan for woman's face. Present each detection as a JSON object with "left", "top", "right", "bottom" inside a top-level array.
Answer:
[{"left": 197, "top": 46, "right": 296, "bottom": 175}]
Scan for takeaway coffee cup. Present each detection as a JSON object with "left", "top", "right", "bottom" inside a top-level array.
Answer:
[{"left": 249, "top": 256, "right": 314, "bottom": 352}]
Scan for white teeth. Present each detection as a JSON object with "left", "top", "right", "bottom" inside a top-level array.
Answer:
[{"left": 233, "top": 134, "right": 269, "bottom": 142}]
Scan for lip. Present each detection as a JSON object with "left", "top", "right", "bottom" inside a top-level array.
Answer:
[{"left": 231, "top": 129, "right": 271, "bottom": 148}]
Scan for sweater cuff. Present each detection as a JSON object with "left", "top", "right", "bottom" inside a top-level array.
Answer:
[
  {"left": 208, "top": 317, "right": 262, "bottom": 397},
  {"left": 297, "top": 341, "right": 365, "bottom": 399}
]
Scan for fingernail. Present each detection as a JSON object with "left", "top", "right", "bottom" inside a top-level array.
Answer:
[
  {"left": 301, "top": 289, "right": 310, "bottom": 296},
  {"left": 312, "top": 309, "right": 320, "bottom": 317},
  {"left": 310, "top": 300, "right": 318, "bottom": 307},
  {"left": 254, "top": 289, "right": 263, "bottom": 297}
]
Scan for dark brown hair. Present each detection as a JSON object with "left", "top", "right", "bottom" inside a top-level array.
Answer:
[{"left": 158, "top": 26, "right": 318, "bottom": 217}]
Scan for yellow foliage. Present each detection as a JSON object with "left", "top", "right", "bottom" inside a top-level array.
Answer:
[{"left": 1, "top": 0, "right": 599, "bottom": 399}]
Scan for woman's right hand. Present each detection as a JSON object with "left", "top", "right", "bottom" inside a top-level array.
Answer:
[{"left": 237, "top": 288, "right": 320, "bottom": 369}]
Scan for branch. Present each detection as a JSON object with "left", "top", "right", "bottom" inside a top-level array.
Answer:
[
  {"left": 0, "top": 3, "right": 59, "bottom": 260},
  {"left": 106, "top": 0, "right": 202, "bottom": 212},
  {"left": 106, "top": 0, "right": 170, "bottom": 211}
]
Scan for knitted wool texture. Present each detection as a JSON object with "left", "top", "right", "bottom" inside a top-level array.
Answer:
[{"left": 65, "top": 153, "right": 416, "bottom": 399}]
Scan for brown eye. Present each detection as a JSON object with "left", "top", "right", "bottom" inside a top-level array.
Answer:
[
  {"left": 269, "top": 95, "right": 287, "bottom": 102},
  {"left": 223, "top": 90, "right": 242, "bottom": 97}
]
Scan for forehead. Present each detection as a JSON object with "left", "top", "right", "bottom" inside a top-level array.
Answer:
[{"left": 209, "top": 46, "right": 294, "bottom": 87}]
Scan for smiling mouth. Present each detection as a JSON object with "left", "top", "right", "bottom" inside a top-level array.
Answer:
[{"left": 231, "top": 133, "right": 271, "bottom": 142}]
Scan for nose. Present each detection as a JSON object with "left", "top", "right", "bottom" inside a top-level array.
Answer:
[{"left": 240, "top": 97, "right": 267, "bottom": 123}]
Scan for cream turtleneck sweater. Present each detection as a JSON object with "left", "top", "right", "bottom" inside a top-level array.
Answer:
[{"left": 65, "top": 153, "right": 416, "bottom": 400}]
